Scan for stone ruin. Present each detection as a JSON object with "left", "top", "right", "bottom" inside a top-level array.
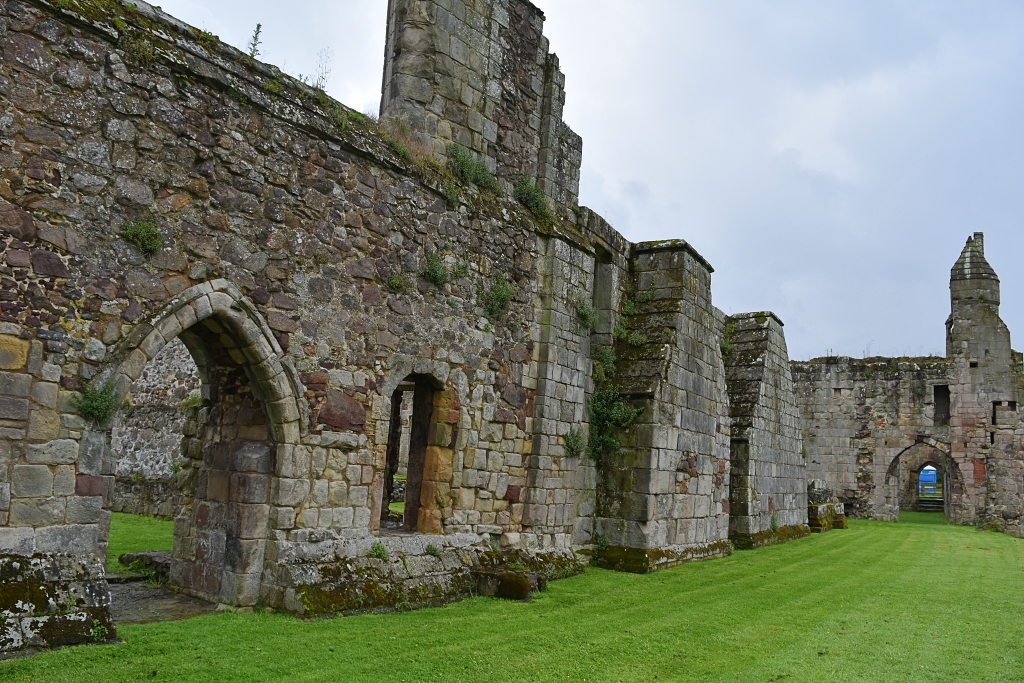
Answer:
[
  {"left": 0, "top": 0, "right": 1019, "bottom": 653},
  {"left": 792, "top": 233, "right": 1024, "bottom": 534}
]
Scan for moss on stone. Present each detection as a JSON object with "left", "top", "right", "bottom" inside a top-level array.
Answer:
[
  {"left": 594, "top": 540, "right": 733, "bottom": 574},
  {"left": 730, "top": 524, "right": 811, "bottom": 550}
]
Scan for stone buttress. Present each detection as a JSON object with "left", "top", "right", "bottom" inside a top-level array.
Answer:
[
  {"left": 592, "top": 241, "right": 732, "bottom": 572},
  {"left": 723, "top": 312, "right": 809, "bottom": 548}
]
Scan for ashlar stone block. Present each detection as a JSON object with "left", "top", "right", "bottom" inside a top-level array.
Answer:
[
  {"left": 12, "top": 465, "right": 53, "bottom": 498},
  {"left": 27, "top": 439, "right": 79, "bottom": 464}
]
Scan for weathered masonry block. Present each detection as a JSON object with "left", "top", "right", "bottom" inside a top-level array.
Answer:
[
  {"left": 382, "top": 0, "right": 582, "bottom": 210},
  {"left": 0, "top": 0, "right": 810, "bottom": 644},
  {"left": 0, "top": 553, "right": 115, "bottom": 652},
  {"left": 793, "top": 233, "right": 1024, "bottom": 536},
  {"left": 723, "top": 313, "right": 809, "bottom": 549}
]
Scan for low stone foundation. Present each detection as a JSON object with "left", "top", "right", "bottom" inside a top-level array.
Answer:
[
  {"left": 808, "top": 504, "right": 847, "bottom": 532},
  {"left": 265, "top": 534, "right": 585, "bottom": 616},
  {"left": 0, "top": 554, "right": 115, "bottom": 654},
  {"left": 112, "top": 478, "right": 182, "bottom": 520},
  {"left": 807, "top": 480, "right": 848, "bottom": 533},
  {"left": 594, "top": 540, "right": 734, "bottom": 574},
  {"left": 731, "top": 524, "right": 812, "bottom": 550}
]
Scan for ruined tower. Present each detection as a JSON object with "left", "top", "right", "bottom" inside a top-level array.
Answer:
[
  {"left": 793, "top": 233, "right": 1024, "bottom": 535},
  {"left": 946, "top": 234, "right": 1023, "bottom": 533},
  {"left": 381, "top": 0, "right": 582, "bottom": 209}
]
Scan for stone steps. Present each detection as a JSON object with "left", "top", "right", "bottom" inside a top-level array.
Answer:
[{"left": 917, "top": 499, "right": 945, "bottom": 513}]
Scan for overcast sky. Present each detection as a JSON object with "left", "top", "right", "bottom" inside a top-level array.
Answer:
[{"left": 155, "top": 0, "right": 1024, "bottom": 360}]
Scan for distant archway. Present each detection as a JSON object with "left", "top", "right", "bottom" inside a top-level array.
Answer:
[{"left": 886, "top": 441, "right": 968, "bottom": 520}]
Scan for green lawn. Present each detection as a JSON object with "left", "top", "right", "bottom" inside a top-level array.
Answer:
[
  {"left": 6, "top": 512, "right": 1024, "bottom": 682},
  {"left": 105, "top": 512, "right": 175, "bottom": 572}
]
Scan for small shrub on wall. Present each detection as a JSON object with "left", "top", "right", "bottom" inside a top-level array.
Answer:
[
  {"left": 121, "top": 220, "right": 163, "bottom": 257},
  {"left": 74, "top": 382, "right": 119, "bottom": 422}
]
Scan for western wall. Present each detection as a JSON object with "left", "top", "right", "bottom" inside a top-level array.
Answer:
[{"left": 0, "top": 0, "right": 1020, "bottom": 653}]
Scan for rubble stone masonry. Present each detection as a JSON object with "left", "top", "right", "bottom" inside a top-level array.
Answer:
[
  {"left": 0, "top": 0, "right": 806, "bottom": 639},
  {"left": 793, "top": 234, "right": 1024, "bottom": 534},
  {"left": 7, "top": 0, "right": 1007, "bottom": 652}
]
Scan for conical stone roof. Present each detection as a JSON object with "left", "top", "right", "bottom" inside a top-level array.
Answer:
[
  {"left": 950, "top": 232, "right": 1000, "bottom": 305},
  {"left": 951, "top": 232, "right": 998, "bottom": 283}
]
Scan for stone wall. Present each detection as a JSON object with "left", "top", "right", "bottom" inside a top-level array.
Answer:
[
  {"left": 724, "top": 312, "right": 808, "bottom": 548},
  {"left": 0, "top": 0, "right": 809, "bottom": 619},
  {"left": 107, "top": 336, "right": 197, "bottom": 518},
  {"left": 0, "top": 553, "right": 114, "bottom": 653},
  {"left": 382, "top": 0, "right": 582, "bottom": 210},
  {"left": 792, "top": 234, "right": 1024, "bottom": 534},
  {"left": 112, "top": 337, "right": 198, "bottom": 480},
  {"left": 791, "top": 356, "right": 953, "bottom": 521},
  {"left": 593, "top": 241, "right": 732, "bottom": 572}
]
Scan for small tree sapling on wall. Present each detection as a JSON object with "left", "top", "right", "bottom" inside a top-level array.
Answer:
[{"left": 586, "top": 387, "right": 643, "bottom": 461}]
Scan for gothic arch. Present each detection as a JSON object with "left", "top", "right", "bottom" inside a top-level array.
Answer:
[
  {"left": 97, "top": 279, "right": 307, "bottom": 440},
  {"left": 885, "top": 440, "right": 968, "bottom": 521},
  {"left": 93, "top": 279, "right": 306, "bottom": 606}
]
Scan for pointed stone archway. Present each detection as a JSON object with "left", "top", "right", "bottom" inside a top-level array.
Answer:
[
  {"left": 91, "top": 280, "right": 306, "bottom": 606},
  {"left": 885, "top": 439, "right": 968, "bottom": 523}
]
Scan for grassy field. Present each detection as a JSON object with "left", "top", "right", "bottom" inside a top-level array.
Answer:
[
  {"left": 105, "top": 512, "right": 175, "bottom": 572},
  {"left": 5, "top": 512, "right": 1024, "bottom": 682}
]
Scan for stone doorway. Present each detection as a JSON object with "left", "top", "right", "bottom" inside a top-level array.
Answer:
[
  {"left": 376, "top": 373, "right": 455, "bottom": 535},
  {"left": 887, "top": 444, "right": 945, "bottom": 512},
  {"left": 96, "top": 282, "right": 304, "bottom": 606}
]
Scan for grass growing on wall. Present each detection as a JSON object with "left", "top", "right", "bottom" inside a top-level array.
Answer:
[
  {"left": 105, "top": 512, "right": 175, "bottom": 572},
  {"left": 8, "top": 513, "right": 1024, "bottom": 681}
]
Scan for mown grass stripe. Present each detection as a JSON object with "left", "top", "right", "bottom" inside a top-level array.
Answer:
[{"left": 4, "top": 513, "right": 1024, "bottom": 682}]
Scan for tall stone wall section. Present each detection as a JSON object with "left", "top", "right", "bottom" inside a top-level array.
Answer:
[
  {"left": 593, "top": 241, "right": 732, "bottom": 572},
  {"left": 0, "top": 0, "right": 811, "bottom": 620},
  {"left": 381, "top": 0, "right": 582, "bottom": 209},
  {"left": 791, "top": 357, "right": 953, "bottom": 521},
  {"left": 945, "top": 234, "right": 1024, "bottom": 534},
  {"left": 724, "top": 312, "right": 808, "bottom": 548}
]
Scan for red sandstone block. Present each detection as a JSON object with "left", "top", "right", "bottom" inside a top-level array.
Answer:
[{"left": 75, "top": 474, "right": 104, "bottom": 496}]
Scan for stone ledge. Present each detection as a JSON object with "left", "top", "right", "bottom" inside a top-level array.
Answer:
[
  {"left": 730, "top": 523, "right": 811, "bottom": 550},
  {"left": 594, "top": 539, "right": 733, "bottom": 574}
]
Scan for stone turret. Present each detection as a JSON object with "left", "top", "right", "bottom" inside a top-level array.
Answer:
[
  {"left": 381, "top": 0, "right": 582, "bottom": 209},
  {"left": 946, "top": 232, "right": 1012, "bottom": 370},
  {"left": 950, "top": 232, "right": 999, "bottom": 305},
  {"left": 945, "top": 232, "right": 1021, "bottom": 534}
]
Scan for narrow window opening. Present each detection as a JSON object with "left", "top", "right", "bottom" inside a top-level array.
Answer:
[
  {"left": 381, "top": 376, "right": 437, "bottom": 533},
  {"left": 382, "top": 384, "right": 414, "bottom": 529},
  {"left": 970, "top": 361, "right": 979, "bottom": 368},
  {"left": 993, "top": 401, "right": 1001, "bottom": 426},
  {"left": 933, "top": 385, "right": 950, "bottom": 426},
  {"left": 990, "top": 432, "right": 995, "bottom": 445},
  {"left": 591, "top": 246, "right": 615, "bottom": 344},
  {"left": 1010, "top": 401, "right": 1018, "bottom": 411},
  {"left": 833, "top": 388, "right": 842, "bottom": 399}
]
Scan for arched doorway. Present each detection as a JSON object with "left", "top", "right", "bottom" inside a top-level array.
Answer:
[
  {"left": 886, "top": 444, "right": 945, "bottom": 512},
  {"left": 96, "top": 281, "right": 304, "bottom": 606},
  {"left": 885, "top": 441, "right": 969, "bottom": 521}
]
